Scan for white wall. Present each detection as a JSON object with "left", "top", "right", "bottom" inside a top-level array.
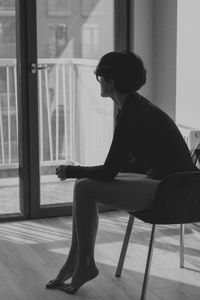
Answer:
[
  {"left": 131, "top": 0, "right": 200, "bottom": 130},
  {"left": 131, "top": 0, "right": 177, "bottom": 120},
  {"left": 176, "top": 0, "right": 200, "bottom": 129},
  {"left": 153, "top": 0, "right": 177, "bottom": 120},
  {"left": 131, "top": 0, "right": 154, "bottom": 101}
]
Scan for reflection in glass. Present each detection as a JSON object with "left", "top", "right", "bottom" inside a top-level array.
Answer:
[{"left": 0, "top": 0, "right": 15, "bottom": 10}]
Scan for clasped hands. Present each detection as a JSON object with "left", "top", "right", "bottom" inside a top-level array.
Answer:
[{"left": 55, "top": 165, "right": 71, "bottom": 181}]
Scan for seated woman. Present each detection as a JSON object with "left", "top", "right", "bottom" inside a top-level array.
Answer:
[{"left": 46, "top": 51, "right": 195, "bottom": 294}]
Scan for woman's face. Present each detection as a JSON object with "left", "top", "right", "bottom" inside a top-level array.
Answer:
[{"left": 99, "top": 76, "right": 113, "bottom": 97}]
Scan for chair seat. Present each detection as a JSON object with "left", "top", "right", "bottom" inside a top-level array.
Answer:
[{"left": 131, "top": 171, "right": 200, "bottom": 224}]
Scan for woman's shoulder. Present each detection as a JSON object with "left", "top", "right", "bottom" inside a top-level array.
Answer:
[
  {"left": 122, "top": 93, "right": 154, "bottom": 118},
  {"left": 124, "top": 92, "right": 153, "bottom": 110},
  {"left": 136, "top": 93, "right": 173, "bottom": 121}
]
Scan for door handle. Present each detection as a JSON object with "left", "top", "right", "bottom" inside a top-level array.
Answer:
[{"left": 31, "top": 63, "right": 49, "bottom": 74}]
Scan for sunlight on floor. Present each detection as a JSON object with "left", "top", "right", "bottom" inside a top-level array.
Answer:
[
  {"left": 0, "top": 220, "right": 71, "bottom": 244},
  {"left": 0, "top": 212, "right": 199, "bottom": 300}
]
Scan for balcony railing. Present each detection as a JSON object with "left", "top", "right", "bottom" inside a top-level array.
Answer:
[{"left": 0, "top": 58, "right": 114, "bottom": 173}]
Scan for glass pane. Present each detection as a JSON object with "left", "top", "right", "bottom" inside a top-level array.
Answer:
[
  {"left": 37, "top": 0, "right": 114, "bottom": 206},
  {"left": 0, "top": 2, "right": 20, "bottom": 214}
]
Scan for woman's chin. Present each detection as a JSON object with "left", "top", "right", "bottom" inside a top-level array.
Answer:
[{"left": 101, "top": 92, "right": 109, "bottom": 98}]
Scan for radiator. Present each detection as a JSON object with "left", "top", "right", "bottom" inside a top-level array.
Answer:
[{"left": 177, "top": 124, "right": 200, "bottom": 151}]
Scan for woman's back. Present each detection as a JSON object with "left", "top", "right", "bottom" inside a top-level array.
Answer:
[{"left": 120, "top": 93, "right": 195, "bottom": 179}]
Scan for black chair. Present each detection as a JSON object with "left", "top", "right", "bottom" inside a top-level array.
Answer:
[{"left": 115, "top": 143, "right": 200, "bottom": 300}]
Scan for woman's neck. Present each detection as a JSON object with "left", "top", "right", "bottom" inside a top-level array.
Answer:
[{"left": 111, "top": 91, "right": 130, "bottom": 109}]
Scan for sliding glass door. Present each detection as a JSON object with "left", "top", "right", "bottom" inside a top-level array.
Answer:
[
  {"left": 37, "top": 0, "right": 114, "bottom": 210},
  {"left": 0, "top": 0, "right": 130, "bottom": 220},
  {"left": 29, "top": 0, "right": 130, "bottom": 219}
]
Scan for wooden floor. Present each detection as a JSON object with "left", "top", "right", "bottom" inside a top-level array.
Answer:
[{"left": 0, "top": 210, "right": 199, "bottom": 300}]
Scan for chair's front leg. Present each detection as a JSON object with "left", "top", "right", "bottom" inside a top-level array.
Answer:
[
  {"left": 180, "top": 224, "right": 185, "bottom": 268},
  {"left": 141, "top": 224, "right": 156, "bottom": 300},
  {"left": 115, "top": 214, "right": 135, "bottom": 277}
]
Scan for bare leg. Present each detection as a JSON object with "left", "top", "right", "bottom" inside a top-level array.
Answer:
[
  {"left": 61, "top": 174, "right": 159, "bottom": 294},
  {"left": 61, "top": 179, "right": 99, "bottom": 294},
  {"left": 48, "top": 174, "right": 159, "bottom": 293},
  {"left": 46, "top": 183, "right": 79, "bottom": 289}
]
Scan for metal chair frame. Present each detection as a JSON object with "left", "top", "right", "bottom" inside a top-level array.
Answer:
[
  {"left": 115, "top": 217, "right": 185, "bottom": 300},
  {"left": 115, "top": 143, "right": 200, "bottom": 300}
]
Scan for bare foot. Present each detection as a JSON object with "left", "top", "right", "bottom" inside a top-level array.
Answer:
[
  {"left": 46, "top": 262, "right": 76, "bottom": 289},
  {"left": 60, "top": 260, "right": 99, "bottom": 294}
]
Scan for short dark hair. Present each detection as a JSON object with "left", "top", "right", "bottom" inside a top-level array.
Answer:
[{"left": 95, "top": 51, "right": 146, "bottom": 93}]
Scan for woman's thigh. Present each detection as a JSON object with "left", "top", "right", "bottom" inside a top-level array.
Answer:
[{"left": 75, "top": 173, "right": 161, "bottom": 212}]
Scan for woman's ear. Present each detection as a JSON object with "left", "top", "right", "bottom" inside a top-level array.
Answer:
[{"left": 108, "top": 79, "right": 114, "bottom": 91}]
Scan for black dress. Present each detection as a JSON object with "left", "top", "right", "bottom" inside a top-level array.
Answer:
[{"left": 67, "top": 92, "right": 195, "bottom": 180}]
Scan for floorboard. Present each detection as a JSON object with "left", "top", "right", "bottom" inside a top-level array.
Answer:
[{"left": 0, "top": 211, "right": 199, "bottom": 299}]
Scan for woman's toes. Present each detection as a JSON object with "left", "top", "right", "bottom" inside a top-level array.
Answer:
[
  {"left": 61, "top": 284, "right": 77, "bottom": 294},
  {"left": 46, "top": 279, "right": 62, "bottom": 289},
  {"left": 64, "top": 265, "right": 99, "bottom": 293},
  {"left": 46, "top": 266, "right": 76, "bottom": 290}
]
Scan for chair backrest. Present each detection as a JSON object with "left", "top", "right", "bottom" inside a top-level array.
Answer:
[{"left": 133, "top": 142, "right": 200, "bottom": 224}]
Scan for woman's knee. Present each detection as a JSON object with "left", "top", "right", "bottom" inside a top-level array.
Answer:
[
  {"left": 74, "top": 178, "right": 93, "bottom": 197},
  {"left": 73, "top": 178, "right": 98, "bottom": 207}
]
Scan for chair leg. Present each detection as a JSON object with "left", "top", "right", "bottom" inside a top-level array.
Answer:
[
  {"left": 141, "top": 224, "right": 156, "bottom": 300},
  {"left": 180, "top": 224, "right": 185, "bottom": 268},
  {"left": 115, "top": 214, "right": 135, "bottom": 277}
]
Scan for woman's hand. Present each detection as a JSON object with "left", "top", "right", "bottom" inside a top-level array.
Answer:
[{"left": 55, "top": 165, "right": 70, "bottom": 181}]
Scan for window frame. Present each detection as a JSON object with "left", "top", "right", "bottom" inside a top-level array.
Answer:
[{"left": 1, "top": 0, "right": 131, "bottom": 221}]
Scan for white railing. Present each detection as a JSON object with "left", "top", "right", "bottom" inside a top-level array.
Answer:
[
  {"left": 0, "top": 59, "right": 18, "bottom": 165},
  {"left": 0, "top": 58, "right": 114, "bottom": 169}
]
